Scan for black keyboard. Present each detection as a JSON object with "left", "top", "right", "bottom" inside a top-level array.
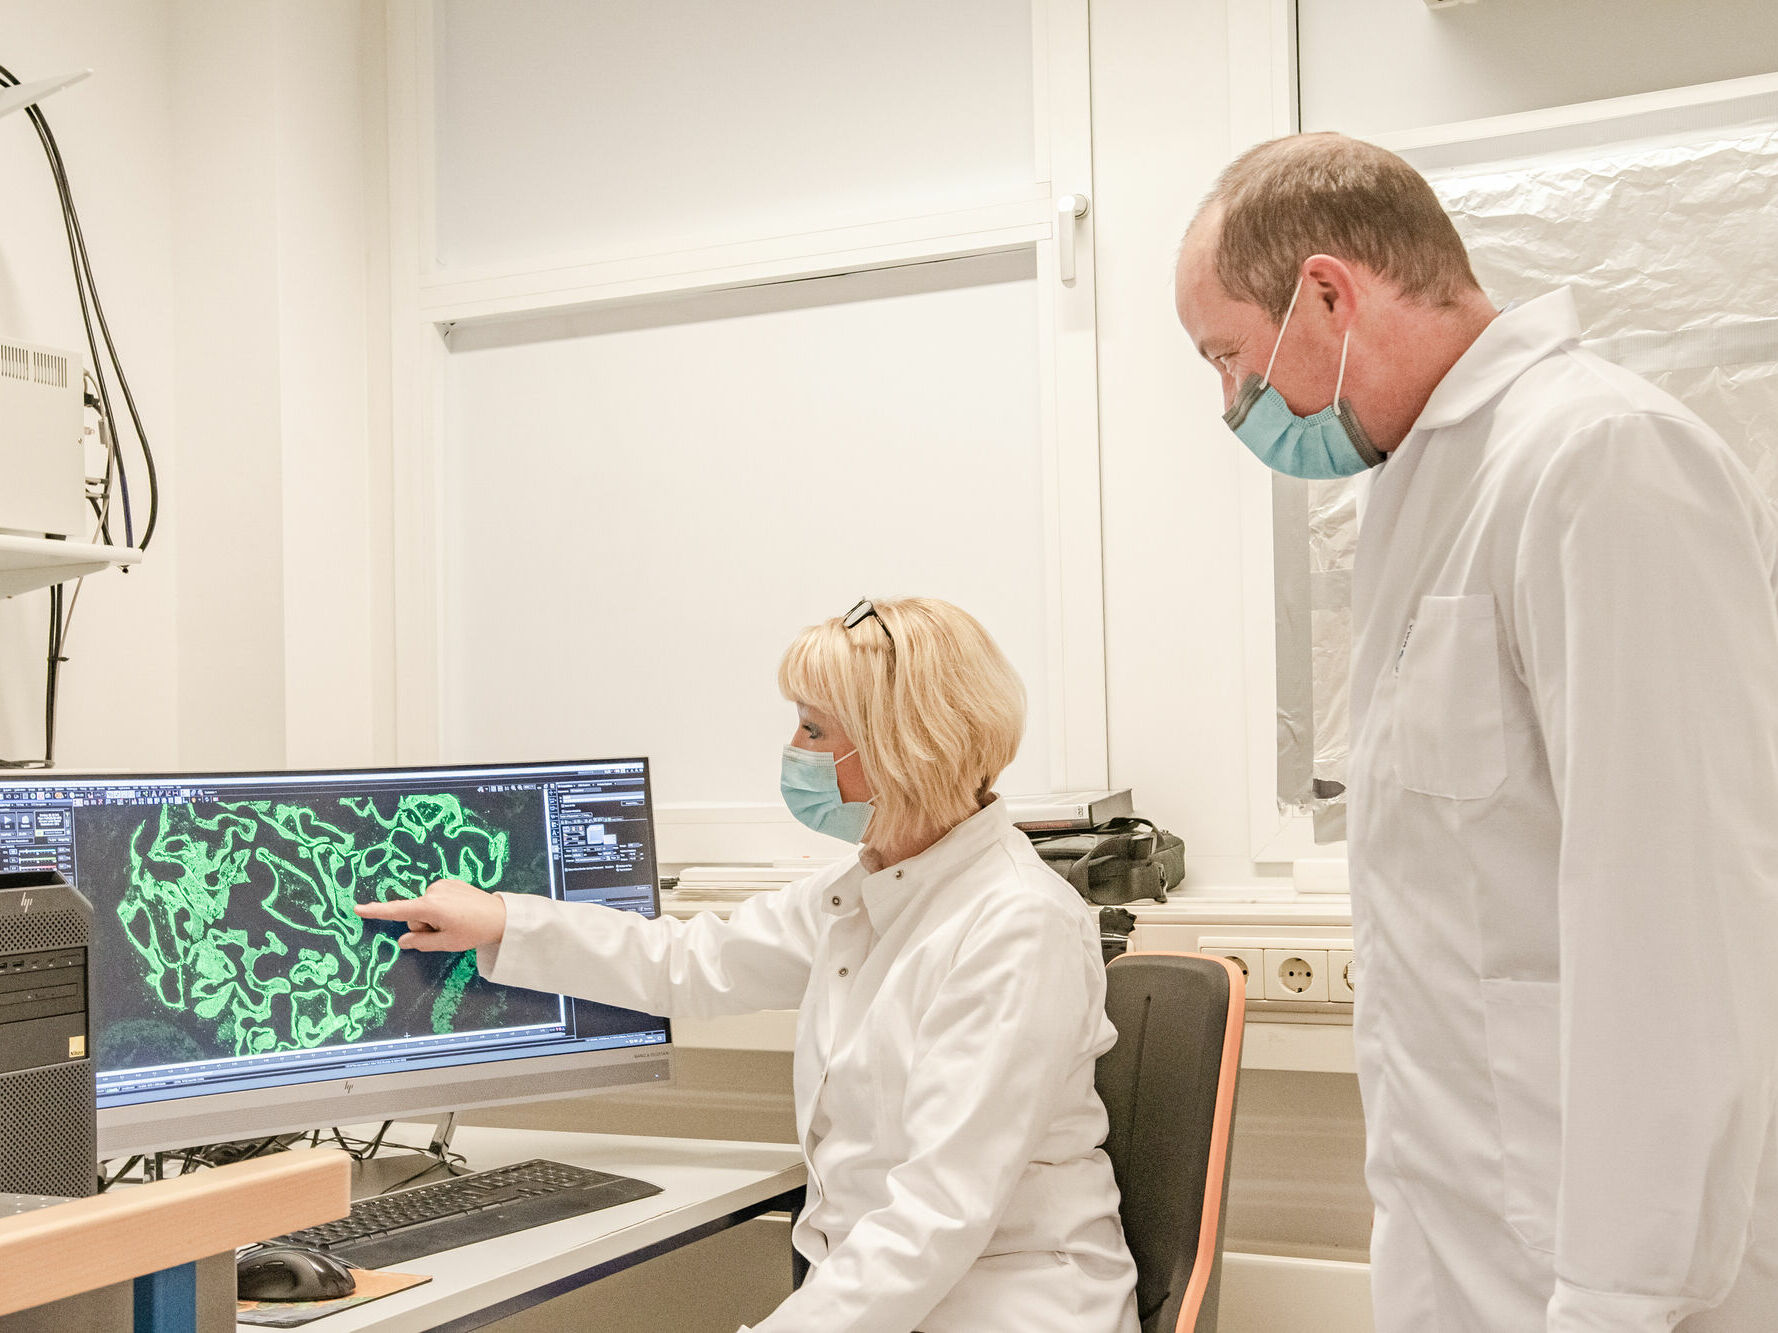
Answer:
[{"left": 274, "top": 1158, "right": 663, "bottom": 1269}]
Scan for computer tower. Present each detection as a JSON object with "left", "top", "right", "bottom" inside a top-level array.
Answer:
[{"left": 0, "top": 871, "right": 96, "bottom": 1198}]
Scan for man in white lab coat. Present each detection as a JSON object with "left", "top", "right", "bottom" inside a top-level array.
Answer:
[{"left": 1174, "top": 131, "right": 1778, "bottom": 1331}]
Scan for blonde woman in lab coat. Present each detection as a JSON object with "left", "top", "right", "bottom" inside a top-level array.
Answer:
[{"left": 357, "top": 597, "right": 1140, "bottom": 1333}]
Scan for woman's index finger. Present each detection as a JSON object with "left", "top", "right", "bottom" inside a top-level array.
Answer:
[{"left": 354, "top": 899, "right": 415, "bottom": 918}]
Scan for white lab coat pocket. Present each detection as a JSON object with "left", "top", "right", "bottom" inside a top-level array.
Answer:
[
  {"left": 1393, "top": 594, "right": 1507, "bottom": 800},
  {"left": 1480, "top": 977, "right": 1560, "bottom": 1255}
]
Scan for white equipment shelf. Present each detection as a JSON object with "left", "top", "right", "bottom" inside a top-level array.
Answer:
[{"left": 0, "top": 534, "right": 141, "bottom": 597}]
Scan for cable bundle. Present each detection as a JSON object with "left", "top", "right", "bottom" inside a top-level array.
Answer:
[{"left": 0, "top": 63, "right": 162, "bottom": 767}]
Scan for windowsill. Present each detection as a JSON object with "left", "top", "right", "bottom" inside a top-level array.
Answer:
[{"left": 662, "top": 884, "right": 1351, "bottom": 926}]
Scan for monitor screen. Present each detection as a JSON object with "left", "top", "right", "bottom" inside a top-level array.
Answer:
[{"left": 0, "top": 759, "right": 671, "bottom": 1156}]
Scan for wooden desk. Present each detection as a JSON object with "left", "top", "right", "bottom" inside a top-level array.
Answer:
[
  {"left": 0, "top": 1150, "right": 350, "bottom": 1332},
  {"left": 257, "top": 1127, "right": 806, "bottom": 1333}
]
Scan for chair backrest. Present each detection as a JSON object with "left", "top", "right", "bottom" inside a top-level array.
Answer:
[{"left": 1096, "top": 951, "right": 1245, "bottom": 1333}]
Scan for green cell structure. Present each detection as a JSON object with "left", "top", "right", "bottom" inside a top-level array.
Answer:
[{"left": 116, "top": 794, "right": 511, "bottom": 1057}]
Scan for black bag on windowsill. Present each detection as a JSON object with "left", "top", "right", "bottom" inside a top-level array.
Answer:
[
  {"left": 1027, "top": 816, "right": 1185, "bottom": 907},
  {"left": 1097, "top": 906, "right": 1137, "bottom": 964}
]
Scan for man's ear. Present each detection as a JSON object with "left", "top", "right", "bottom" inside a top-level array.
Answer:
[{"left": 1300, "top": 254, "right": 1360, "bottom": 331}]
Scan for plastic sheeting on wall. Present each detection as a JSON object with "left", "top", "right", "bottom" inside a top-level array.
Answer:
[{"left": 1278, "top": 120, "right": 1778, "bottom": 840}]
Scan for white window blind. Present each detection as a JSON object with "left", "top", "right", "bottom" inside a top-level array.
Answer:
[
  {"left": 433, "top": 0, "right": 1038, "bottom": 270},
  {"left": 439, "top": 255, "right": 1056, "bottom": 806}
]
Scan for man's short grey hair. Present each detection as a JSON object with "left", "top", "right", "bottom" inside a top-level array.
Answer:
[{"left": 1198, "top": 132, "right": 1482, "bottom": 321}]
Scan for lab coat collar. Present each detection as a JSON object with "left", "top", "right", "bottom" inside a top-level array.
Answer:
[
  {"left": 857, "top": 797, "right": 1013, "bottom": 937},
  {"left": 1409, "top": 288, "right": 1581, "bottom": 434}
]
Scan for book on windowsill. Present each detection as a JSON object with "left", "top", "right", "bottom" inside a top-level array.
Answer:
[{"left": 1004, "top": 789, "right": 1134, "bottom": 832}]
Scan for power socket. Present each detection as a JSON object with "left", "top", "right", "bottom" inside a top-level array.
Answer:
[
  {"left": 1197, "top": 936, "right": 1355, "bottom": 1011},
  {"left": 1264, "top": 948, "right": 1329, "bottom": 1002},
  {"left": 1198, "top": 943, "right": 1264, "bottom": 994}
]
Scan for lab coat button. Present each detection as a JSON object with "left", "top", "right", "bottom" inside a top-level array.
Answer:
[
  {"left": 831, "top": 896, "right": 841, "bottom": 906},
  {"left": 838, "top": 967, "right": 849, "bottom": 978},
  {"left": 893, "top": 869, "right": 903, "bottom": 879}
]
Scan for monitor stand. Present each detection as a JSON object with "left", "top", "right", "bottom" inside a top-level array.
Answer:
[{"left": 347, "top": 1112, "right": 460, "bottom": 1200}]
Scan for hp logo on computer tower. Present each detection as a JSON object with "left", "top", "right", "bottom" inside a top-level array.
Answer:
[{"left": 0, "top": 872, "right": 96, "bottom": 1199}]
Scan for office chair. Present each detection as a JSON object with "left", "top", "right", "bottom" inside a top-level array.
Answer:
[{"left": 1096, "top": 951, "right": 1246, "bottom": 1333}]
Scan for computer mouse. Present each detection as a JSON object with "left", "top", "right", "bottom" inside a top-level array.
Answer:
[{"left": 235, "top": 1245, "right": 358, "bottom": 1301}]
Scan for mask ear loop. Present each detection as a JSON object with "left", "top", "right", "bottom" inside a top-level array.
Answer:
[
  {"left": 1334, "top": 328, "right": 1351, "bottom": 405},
  {"left": 1263, "top": 276, "right": 1306, "bottom": 386},
  {"left": 833, "top": 749, "right": 875, "bottom": 810}
]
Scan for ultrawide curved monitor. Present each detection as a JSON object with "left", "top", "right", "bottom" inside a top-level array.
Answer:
[{"left": 0, "top": 759, "right": 671, "bottom": 1157}]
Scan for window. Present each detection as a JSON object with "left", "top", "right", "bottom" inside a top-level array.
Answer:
[{"left": 385, "top": 0, "right": 1104, "bottom": 857}]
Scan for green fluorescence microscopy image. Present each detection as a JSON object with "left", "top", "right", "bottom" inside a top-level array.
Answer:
[{"left": 85, "top": 789, "right": 559, "bottom": 1070}]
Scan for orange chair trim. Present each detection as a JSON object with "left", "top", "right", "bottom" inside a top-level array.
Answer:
[{"left": 1111, "top": 949, "right": 1246, "bottom": 1333}]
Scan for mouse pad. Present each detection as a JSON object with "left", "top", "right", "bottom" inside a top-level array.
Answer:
[{"left": 237, "top": 1269, "right": 433, "bottom": 1327}]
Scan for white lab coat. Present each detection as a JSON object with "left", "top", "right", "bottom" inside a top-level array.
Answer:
[
  {"left": 1347, "top": 288, "right": 1778, "bottom": 1332},
  {"left": 478, "top": 798, "right": 1140, "bottom": 1333}
]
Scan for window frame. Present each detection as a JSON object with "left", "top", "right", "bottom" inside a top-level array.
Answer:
[{"left": 380, "top": 0, "right": 1109, "bottom": 859}]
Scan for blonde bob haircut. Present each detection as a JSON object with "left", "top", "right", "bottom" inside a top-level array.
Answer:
[{"left": 777, "top": 597, "right": 1026, "bottom": 850}]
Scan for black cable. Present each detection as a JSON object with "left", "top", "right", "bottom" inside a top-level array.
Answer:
[
  {"left": 321, "top": 1122, "right": 470, "bottom": 1189},
  {"left": 95, "top": 1155, "right": 144, "bottom": 1193},
  {"left": 0, "top": 61, "right": 159, "bottom": 551},
  {"left": 0, "top": 581, "right": 64, "bottom": 769},
  {"left": 56, "top": 160, "right": 145, "bottom": 545},
  {"left": 43, "top": 585, "right": 63, "bottom": 765},
  {"left": 84, "top": 374, "right": 116, "bottom": 546},
  {"left": 361, "top": 1122, "right": 393, "bottom": 1158},
  {"left": 324, "top": 1121, "right": 394, "bottom": 1161},
  {"left": 1, "top": 74, "right": 129, "bottom": 546},
  {"left": 98, "top": 1127, "right": 471, "bottom": 1198},
  {"left": 0, "top": 60, "right": 164, "bottom": 768}
]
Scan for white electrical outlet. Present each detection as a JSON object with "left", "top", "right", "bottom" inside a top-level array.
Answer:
[
  {"left": 1329, "top": 949, "right": 1356, "bottom": 1003},
  {"left": 1264, "top": 948, "right": 1329, "bottom": 1003},
  {"left": 1198, "top": 942, "right": 1265, "bottom": 997},
  {"left": 1198, "top": 936, "right": 1354, "bottom": 1011}
]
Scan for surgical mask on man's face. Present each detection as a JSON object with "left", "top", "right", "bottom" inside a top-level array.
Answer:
[
  {"left": 1222, "top": 276, "right": 1383, "bottom": 479},
  {"left": 780, "top": 745, "right": 874, "bottom": 843}
]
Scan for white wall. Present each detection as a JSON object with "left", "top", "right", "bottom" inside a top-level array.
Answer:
[
  {"left": 271, "top": 2, "right": 387, "bottom": 769},
  {"left": 1299, "top": 0, "right": 1778, "bottom": 137},
  {"left": 0, "top": 0, "right": 392, "bottom": 776},
  {"left": 172, "top": 0, "right": 389, "bottom": 771},
  {"left": 169, "top": 0, "right": 289, "bottom": 769}
]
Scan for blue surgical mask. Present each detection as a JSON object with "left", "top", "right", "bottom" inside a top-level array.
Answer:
[
  {"left": 1223, "top": 277, "right": 1382, "bottom": 479},
  {"left": 780, "top": 745, "right": 874, "bottom": 843}
]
